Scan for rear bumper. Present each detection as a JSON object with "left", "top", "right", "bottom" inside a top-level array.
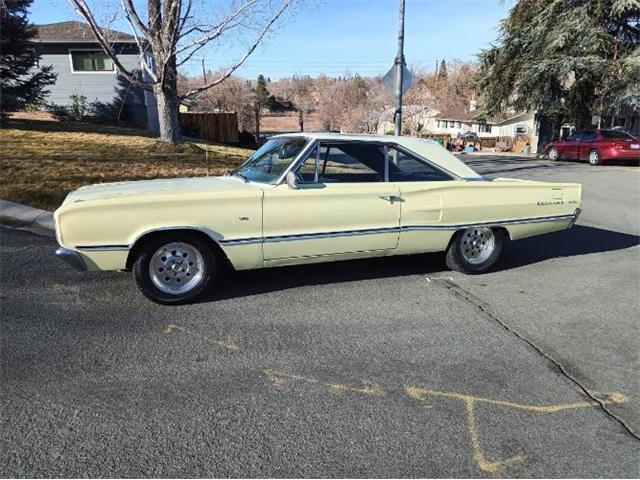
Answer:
[
  {"left": 568, "top": 208, "right": 582, "bottom": 229},
  {"left": 55, "top": 247, "right": 86, "bottom": 271},
  {"left": 600, "top": 148, "right": 640, "bottom": 161}
]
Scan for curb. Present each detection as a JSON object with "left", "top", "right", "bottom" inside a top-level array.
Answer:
[{"left": 0, "top": 200, "right": 55, "bottom": 238}]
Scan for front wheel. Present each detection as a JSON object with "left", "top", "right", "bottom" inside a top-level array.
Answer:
[
  {"left": 445, "top": 227, "right": 504, "bottom": 274},
  {"left": 133, "top": 234, "right": 217, "bottom": 304},
  {"left": 587, "top": 149, "right": 602, "bottom": 166},
  {"left": 548, "top": 147, "right": 560, "bottom": 161}
]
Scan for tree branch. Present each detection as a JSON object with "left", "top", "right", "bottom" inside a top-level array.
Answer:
[
  {"left": 175, "top": 0, "right": 259, "bottom": 55},
  {"left": 67, "top": 0, "right": 153, "bottom": 91},
  {"left": 121, "top": 0, "right": 148, "bottom": 35},
  {"left": 120, "top": 0, "right": 158, "bottom": 82},
  {"left": 180, "top": 0, "right": 293, "bottom": 100}
]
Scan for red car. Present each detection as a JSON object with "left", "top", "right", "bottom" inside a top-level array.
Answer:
[{"left": 546, "top": 129, "right": 639, "bottom": 165}]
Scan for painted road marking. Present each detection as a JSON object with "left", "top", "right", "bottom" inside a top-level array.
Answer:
[
  {"left": 164, "top": 324, "right": 240, "bottom": 353},
  {"left": 264, "top": 368, "right": 387, "bottom": 396},
  {"left": 263, "top": 368, "right": 629, "bottom": 474}
]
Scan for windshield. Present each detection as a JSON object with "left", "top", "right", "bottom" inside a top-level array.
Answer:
[
  {"left": 601, "top": 130, "right": 634, "bottom": 140},
  {"left": 231, "top": 137, "right": 308, "bottom": 183}
]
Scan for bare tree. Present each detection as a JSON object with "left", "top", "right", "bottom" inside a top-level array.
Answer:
[
  {"left": 290, "top": 74, "right": 314, "bottom": 131},
  {"left": 179, "top": 71, "right": 256, "bottom": 132},
  {"left": 68, "top": 0, "right": 298, "bottom": 143}
]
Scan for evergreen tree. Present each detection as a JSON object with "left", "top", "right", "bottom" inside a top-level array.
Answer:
[
  {"left": 477, "top": 0, "right": 640, "bottom": 127},
  {"left": 255, "top": 74, "right": 271, "bottom": 109},
  {"left": 438, "top": 59, "right": 448, "bottom": 80},
  {"left": 0, "top": 0, "right": 56, "bottom": 116}
]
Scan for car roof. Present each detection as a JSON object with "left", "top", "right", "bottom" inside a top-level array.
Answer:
[{"left": 271, "top": 132, "right": 483, "bottom": 179}]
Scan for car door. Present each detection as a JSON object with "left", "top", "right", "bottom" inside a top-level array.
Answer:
[
  {"left": 561, "top": 132, "right": 581, "bottom": 159},
  {"left": 577, "top": 131, "right": 597, "bottom": 160},
  {"left": 262, "top": 142, "right": 401, "bottom": 261},
  {"left": 385, "top": 146, "right": 459, "bottom": 253}
]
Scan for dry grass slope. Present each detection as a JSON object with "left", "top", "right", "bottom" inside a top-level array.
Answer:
[{"left": 0, "top": 120, "right": 253, "bottom": 210}]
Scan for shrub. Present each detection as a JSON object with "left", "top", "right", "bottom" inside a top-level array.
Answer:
[{"left": 68, "top": 93, "right": 88, "bottom": 120}]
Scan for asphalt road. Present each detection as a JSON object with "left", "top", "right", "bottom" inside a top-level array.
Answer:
[{"left": 1, "top": 155, "right": 639, "bottom": 478}]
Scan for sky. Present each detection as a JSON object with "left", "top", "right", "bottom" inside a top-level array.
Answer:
[{"left": 29, "top": 0, "right": 514, "bottom": 79}]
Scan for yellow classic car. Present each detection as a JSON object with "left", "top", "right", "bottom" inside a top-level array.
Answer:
[{"left": 55, "top": 133, "right": 582, "bottom": 304}]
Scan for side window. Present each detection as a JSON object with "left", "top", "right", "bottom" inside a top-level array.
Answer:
[
  {"left": 296, "top": 146, "right": 318, "bottom": 183},
  {"left": 318, "top": 144, "right": 384, "bottom": 183},
  {"left": 386, "top": 147, "right": 452, "bottom": 182},
  {"left": 582, "top": 131, "right": 596, "bottom": 142},
  {"left": 567, "top": 133, "right": 580, "bottom": 141}
]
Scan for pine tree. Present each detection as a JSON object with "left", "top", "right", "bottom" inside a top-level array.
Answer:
[
  {"left": 0, "top": 0, "right": 56, "bottom": 116},
  {"left": 438, "top": 59, "right": 448, "bottom": 80},
  {"left": 255, "top": 74, "right": 270, "bottom": 108},
  {"left": 477, "top": 0, "right": 640, "bottom": 127}
]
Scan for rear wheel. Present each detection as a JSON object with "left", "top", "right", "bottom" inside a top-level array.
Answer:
[
  {"left": 587, "top": 149, "right": 602, "bottom": 166},
  {"left": 446, "top": 227, "right": 504, "bottom": 274},
  {"left": 548, "top": 147, "right": 560, "bottom": 161},
  {"left": 133, "top": 234, "right": 217, "bottom": 304}
]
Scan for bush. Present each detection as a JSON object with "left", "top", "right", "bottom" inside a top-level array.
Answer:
[
  {"left": 68, "top": 93, "right": 88, "bottom": 120},
  {"left": 238, "top": 130, "right": 256, "bottom": 146}
]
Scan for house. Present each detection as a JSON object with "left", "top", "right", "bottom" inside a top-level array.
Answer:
[
  {"left": 378, "top": 102, "right": 495, "bottom": 139},
  {"left": 428, "top": 103, "right": 495, "bottom": 139},
  {"left": 34, "top": 21, "right": 158, "bottom": 132}
]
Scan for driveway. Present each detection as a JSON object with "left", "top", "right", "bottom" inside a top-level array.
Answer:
[{"left": 1, "top": 155, "right": 639, "bottom": 477}]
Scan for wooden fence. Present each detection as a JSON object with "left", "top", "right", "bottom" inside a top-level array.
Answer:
[{"left": 180, "top": 112, "right": 239, "bottom": 143}]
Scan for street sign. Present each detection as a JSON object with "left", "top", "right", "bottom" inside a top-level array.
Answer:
[{"left": 382, "top": 62, "right": 414, "bottom": 96}]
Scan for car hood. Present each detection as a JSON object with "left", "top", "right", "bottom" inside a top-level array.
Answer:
[{"left": 64, "top": 176, "right": 259, "bottom": 203}]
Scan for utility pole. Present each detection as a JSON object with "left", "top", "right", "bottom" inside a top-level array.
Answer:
[{"left": 394, "top": 0, "right": 406, "bottom": 136}]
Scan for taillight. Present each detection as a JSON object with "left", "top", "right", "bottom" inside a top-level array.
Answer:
[{"left": 613, "top": 141, "right": 625, "bottom": 149}]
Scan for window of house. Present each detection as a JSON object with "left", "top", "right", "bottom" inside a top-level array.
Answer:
[
  {"left": 614, "top": 117, "right": 626, "bottom": 128},
  {"left": 457, "top": 121, "right": 462, "bottom": 129},
  {"left": 70, "top": 50, "right": 114, "bottom": 72}
]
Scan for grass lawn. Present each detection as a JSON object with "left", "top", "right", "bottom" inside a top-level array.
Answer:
[{"left": 0, "top": 119, "right": 253, "bottom": 211}]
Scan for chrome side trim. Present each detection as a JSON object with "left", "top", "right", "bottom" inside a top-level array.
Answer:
[
  {"left": 401, "top": 213, "right": 576, "bottom": 232},
  {"left": 263, "top": 227, "right": 399, "bottom": 244},
  {"left": 55, "top": 247, "right": 86, "bottom": 271},
  {"left": 73, "top": 212, "right": 579, "bottom": 250},
  {"left": 219, "top": 236, "right": 263, "bottom": 246},
  {"left": 75, "top": 244, "right": 130, "bottom": 251},
  {"left": 219, "top": 212, "right": 577, "bottom": 246}
]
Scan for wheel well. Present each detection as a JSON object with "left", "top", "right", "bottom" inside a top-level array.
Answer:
[{"left": 125, "top": 229, "right": 233, "bottom": 270}]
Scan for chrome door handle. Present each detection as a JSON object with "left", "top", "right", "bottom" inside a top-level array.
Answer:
[{"left": 380, "top": 195, "right": 403, "bottom": 203}]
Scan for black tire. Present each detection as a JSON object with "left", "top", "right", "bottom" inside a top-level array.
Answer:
[
  {"left": 133, "top": 233, "right": 217, "bottom": 304},
  {"left": 587, "top": 149, "right": 602, "bottom": 166},
  {"left": 445, "top": 227, "right": 504, "bottom": 274},
  {"left": 548, "top": 147, "right": 560, "bottom": 161}
]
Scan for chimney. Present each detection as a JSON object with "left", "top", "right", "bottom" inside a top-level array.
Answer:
[{"left": 469, "top": 98, "right": 477, "bottom": 112}]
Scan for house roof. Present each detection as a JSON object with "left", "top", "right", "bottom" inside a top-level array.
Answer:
[
  {"left": 35, "top": 21, "right": 135, "bottom": 43},
  {"left": 436, "top": 104, "right": 479, "bottom": 122}
]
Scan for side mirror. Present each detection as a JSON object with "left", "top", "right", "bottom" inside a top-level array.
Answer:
[{"left": 286, "top": 171, "right": 298, "bottom": 189}]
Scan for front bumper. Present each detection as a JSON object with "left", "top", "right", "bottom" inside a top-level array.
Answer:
[{"left": 55, "top": 247, "right": 86, "bottom": 271}]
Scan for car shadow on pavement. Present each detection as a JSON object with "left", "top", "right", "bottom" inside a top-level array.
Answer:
[
  {"left": 199, "top": 225, "right": 638, "bottom": 302},
  {"left": 497, "top": 225, "right": 639, "bottom": 271}
]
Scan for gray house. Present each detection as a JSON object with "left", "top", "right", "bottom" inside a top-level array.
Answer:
[{"left": 34, "top": 21, "right": 158, "bottom": 132}]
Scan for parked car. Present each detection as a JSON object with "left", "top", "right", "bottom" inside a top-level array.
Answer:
[
  {"left": 546, "top": 129, "right": 639, "bottom": 165},
  {"left": 55, "top": 133, "right": 582, "bottom": 304}
]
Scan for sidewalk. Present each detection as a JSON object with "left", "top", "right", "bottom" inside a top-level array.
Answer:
[{"left": 0, "top": 200, "right": 54, "bottom": 237}]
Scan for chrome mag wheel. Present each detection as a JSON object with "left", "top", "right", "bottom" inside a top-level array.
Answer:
[
  {"left": 460, "top": 227, "right": 495, "bottom": 265},
  {"left": 149, "top": 242, "right": 205, "bottom": 294}
]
